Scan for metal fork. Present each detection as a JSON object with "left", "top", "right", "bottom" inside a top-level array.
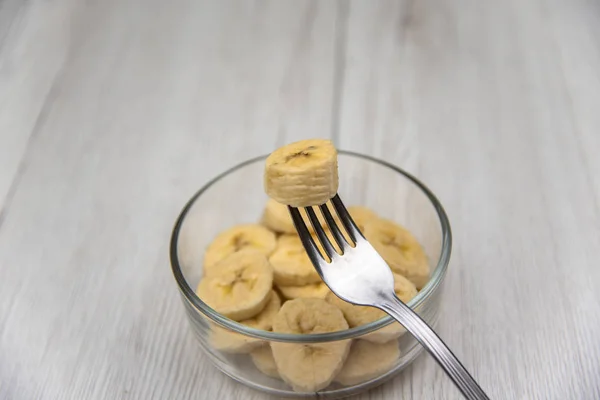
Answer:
[{"left": 288, "top": 195, "right": 490, "bottom": 400}]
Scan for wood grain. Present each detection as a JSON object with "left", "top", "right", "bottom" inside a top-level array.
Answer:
[
  {"left": 0, "top": 0, "right": 79, "bottom": 210},
  {"left": 0, "top": 1, "right": 337, "bottom": 399},
  {"left": 1, "top": 0, "right": 600, "bottom": 399},
  {"left": 337, "top": 1, "right": 600, "bottom": 399}
]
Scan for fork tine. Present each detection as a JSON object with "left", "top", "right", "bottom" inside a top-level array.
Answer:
[
  {"left": 287, "top": 206, "right": 325, "bottom": 266},
  {"left": 304, "top": 206, "right": 337, "bottom": 260},
  {"left": 330, "top": 194, "right": 363, "bottom": 243},
  {"left": 319, "top": 203, "right": 349, "bottom": 251}
]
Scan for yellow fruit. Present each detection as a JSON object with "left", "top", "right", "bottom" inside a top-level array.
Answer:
[
  {"left": 260, "top": 198, "right": 328, "bottom": 234},
  {"left": 361, "top": 274, "right": 418, "bottom": 343},
  {"left": 196, "top": 250, "right": 273, "bottom": 321},
  {"left": 277, "top": 281, "right": 331, "bottom": 301},
  {"left": 269, "top": 235, "right": 321, "bottom": 286},
  {"left": 209, "top": 290, "right": 281, "bottom": 353},
  {"left": 364, "top": 219, "right": 430, "bottom": 289},
  {"left": 345, "top": 206, "right": 379, "bottom": 233},
  {"left": 203, "top": 224, "right": 277, "bottom": 273},
  {"left": 261, "top": 198, "right": 297, "bottom": 234},
  {"left": 271, "top": 298, "right": 350, "bottom": 392},
  {"left": 250, "top": 345, "right": 280, "bottom": 379},
  {"left": 326, "top": 274, "right": 417, "bottom": 343},
  {"left": 334, "top": 340, "right": 400, "bottom": 385},
  {"left": 264, "top": 139, "right": 338, "bottom": 207},
  {"left": 209, "top": 324, "right": 263, "bottom": 354}
]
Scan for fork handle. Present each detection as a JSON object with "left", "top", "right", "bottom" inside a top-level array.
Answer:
[{"left": 380, "top": 295, "right": 490, "bottom": 400}]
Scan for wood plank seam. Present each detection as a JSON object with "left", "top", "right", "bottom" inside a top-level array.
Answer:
[
  {"left": 330, "top": 0, "right": 349, "bottom": 148},
  {"left": 0, "top": 62, "right": 67, "bottom": 232}
]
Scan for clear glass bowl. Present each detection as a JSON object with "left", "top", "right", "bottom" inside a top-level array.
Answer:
[{"left": 169, "top": 151, "right": 452, "bottom": 399}]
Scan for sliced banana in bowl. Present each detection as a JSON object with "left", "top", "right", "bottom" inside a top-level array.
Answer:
[
  {"left": 361, "top": 274, "right": 418, "bottom": 343},
  {"left": 364, "top": 218, "right": 430, "bottom": 289},
  {"left": 239, "top": 289, "right": 281, "bottom": 331},
  {"left": 250, "top": 345, "right": 280, "bottom": 379},
  {"left": 174, "top": 141, "right": 450, "bottom": 396},
  {"left": 208, "top": 290, "right": 281, "bottom": 353},
  {"left": 345, "top": 206, "right": 379, "bottom": 232},
  {"left": 209, "top": 324, "right": 264, "bottom": 354},
  {"left": 196, "top": 250, "right": 274, "bottom": 321},
  {"left": 269, "top": 235, "right": 322, "bottom": 286},
  {"left": 260, "top": 198, "right": 298, "bottom": 234},
  {"left": 326, "top": 273, "right": 417, "bottom": 343},
  {"left": 334, "top": 340, "right": 401, "bottom": 386},
  {"left": 260, "top": 198, "right": 328, "bottom": 234},
  {"left": 270, "top": 298, "right": 351, "bottom": 392},
  {"left": 203, "top": 224, "right": 277, "bottom": 273},
  {"left": 276, "top": 281, "right": 332, "bottom": 301}
]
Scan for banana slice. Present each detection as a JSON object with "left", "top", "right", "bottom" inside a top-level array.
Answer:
[
  {"left": 264, "top": 139, "right": 338, "bottom": 207},
  {"left": 197, "top": 250, "right": 273, "bottom": 321},
  {"left": 260, "top": 198, "right": 328, "bottom": 234},
  {"left": 345, "top": 206, "right": 379, "bottom": 232},
  {"left": 325, "top": 291, "right": 385, "bottom": 328},
  {"left": 209, "top": 290, "right": 281, "bottom": 353},
  {"left": 364, "top": 219, "right": 430, "bottom": 289},
  {"left": 326, "top": 274, "right": 417, "bottom": 343},
  {"left": 277, "top": 281, "right": 331, "bottom": 300},
  {"left": 391, "top": 273, "right": 419, "bottom": 303},
  {"left": 326, "top": 205, "right": 379, "bottom": 244},
  {"left": 334, "top": 340, "right": 400, "bottom": 386},
  {"left": 250, "top": 345, "right": 280, "bottom": 379},
  {"left": 203, "top": 224, "right": 277, "bottom": 273},
  {"left": 271, "top": 298, "right": 350, "bottom": 392},
  {"left": 361, "top": 274, "right": 418, "bottom": 343},
  {"left": 269, "top": 235, "right": 321, "bottom": 286},
  {"left": 240, "top": 289, "right": 281, "bottom": 330},
  {"left": 261, "top": 199, "right": 297, "bottom": 234},
  {"left": 209, "top": 325, "right": 262, "bottom": 354}
]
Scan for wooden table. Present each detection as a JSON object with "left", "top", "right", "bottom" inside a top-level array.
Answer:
[{"left": 1, "top": 1, "right": 599, "bottom": 399}]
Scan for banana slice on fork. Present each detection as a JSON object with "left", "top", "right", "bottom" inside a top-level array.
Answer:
[{"left": 264, "top": 139, "right": 338, "bottom": 207}]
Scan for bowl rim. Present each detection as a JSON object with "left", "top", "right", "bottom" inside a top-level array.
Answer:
[{"left": 170, "top": 150, "right": 452, "bottom": 343}]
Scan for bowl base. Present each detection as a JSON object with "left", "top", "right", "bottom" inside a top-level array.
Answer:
[{"left": 206, "top": 342, "right": 425, "bottom": 399}]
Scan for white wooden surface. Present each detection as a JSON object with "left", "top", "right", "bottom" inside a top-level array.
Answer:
[{"left": 1, "top": 0, "right": 599, "bottom": 399}]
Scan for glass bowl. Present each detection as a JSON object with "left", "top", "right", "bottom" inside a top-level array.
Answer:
[{"left": 169, "top": 151, "right": 452, "bottom": 399}]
